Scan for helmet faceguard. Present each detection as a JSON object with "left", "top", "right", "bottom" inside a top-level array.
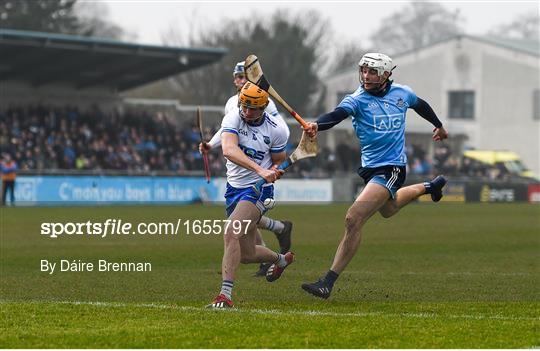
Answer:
[
  {"left": 238, "top": 82, "right": 269, "bottom": 124},
  {"left": 358, "top": 53, "right": 396, "bottom": 93}
]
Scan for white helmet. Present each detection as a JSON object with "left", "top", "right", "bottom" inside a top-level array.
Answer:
[
  {"left": 233, "top": 61, "right": 245, "bottom": 77},
  {"left": 358, "top": 53, "right": 393, "bottom": 78}
]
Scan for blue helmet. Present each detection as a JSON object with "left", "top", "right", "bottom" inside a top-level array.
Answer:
[{"left": 233, "top": 61, "right": 245, "bottom": 76}]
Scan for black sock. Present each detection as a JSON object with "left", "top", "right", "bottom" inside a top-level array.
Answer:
[
  {"left": 324, "top": 270, "right": 339, "bottom": 287},
  {"left": 423, "top": 181, "right": 432, "bottom": 194}
]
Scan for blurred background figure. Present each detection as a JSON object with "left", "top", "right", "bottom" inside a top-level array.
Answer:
[{"left": 1, "top": 153, "right": 18, "bottom": 206}]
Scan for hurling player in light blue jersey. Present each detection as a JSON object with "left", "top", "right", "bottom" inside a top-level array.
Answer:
[{"left": 301, "top": 53, "right": 448, "bottom": 299}]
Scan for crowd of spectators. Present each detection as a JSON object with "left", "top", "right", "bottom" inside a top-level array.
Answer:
[
  {"left": 0, "top": 104, "right": 522, "bottom": 180},
  {"left": 0, "top": 105, "right": 224, "bottom": 175},
  {"left": 0, "top": 104, "right": 348, "bottom": 178},
  {"left": 406, "top": 143, "right": 517, "bottom": 181}
]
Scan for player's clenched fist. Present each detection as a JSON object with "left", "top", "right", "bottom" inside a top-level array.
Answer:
[
  {"left": 257, "top": 168, "right": 281, "bottom": 183},
  {"left": 270, "top": 165, "right": 285, "bottom": 180},
  {"left": 198, "top": 142, "right": 211, "bottom": 154},
  {"left": 432, "top": 127, "right": 448, "bottom": 142},
  {"left": 303, "top": 122, "right": 318, "bottom": 138}
]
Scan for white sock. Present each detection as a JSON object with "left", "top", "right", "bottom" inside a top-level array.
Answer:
[
  {"left": 274, "top": 253, "right": 288, "bottom": 268},
  {"left": 259, "top": 216, "right": 285, "bottom": 234},
  {"left": 220, "top": 280, "right": 233, "bottom": 300}
]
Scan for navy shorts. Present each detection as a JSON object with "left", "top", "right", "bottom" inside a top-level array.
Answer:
[
  {"left": 357, "top": 165, "right": 406, "bottom": 199},
  {"left": 224, "top": 183, "right": 274, "bottom": 217}
]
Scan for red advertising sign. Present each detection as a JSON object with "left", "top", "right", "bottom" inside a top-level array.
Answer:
[{"left": 528, "top": 184, "right": 540, "bottom": 203}]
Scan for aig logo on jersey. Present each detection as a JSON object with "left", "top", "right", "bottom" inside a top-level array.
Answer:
[{"left": 373, "top": 113, "right": 404, "bottom": 133}]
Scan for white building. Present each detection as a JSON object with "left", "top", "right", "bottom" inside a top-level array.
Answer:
[{"left": 324, "top": 35, "right": 540, "bottom": 176}]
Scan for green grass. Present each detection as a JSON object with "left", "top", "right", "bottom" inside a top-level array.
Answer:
[{"left": 1, "top": 203, "right": 539, "bottom": 348}]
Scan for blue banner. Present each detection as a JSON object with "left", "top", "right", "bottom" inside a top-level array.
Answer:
[
  {"left": 11, "top": 176, "right": 333, "bottom": 205},
  {"left": 13, "top": 176, "right": 224, "bottom": 205}
]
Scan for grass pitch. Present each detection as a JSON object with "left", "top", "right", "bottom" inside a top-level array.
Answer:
[{"left": 1, "top": 203, "right": 539, "bottom": 348}]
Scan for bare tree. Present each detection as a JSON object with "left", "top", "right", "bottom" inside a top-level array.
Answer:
[
  {"left": 0, "top": 0, "right": 126, "bottom": 40},
  {"left": 328, "top": 40, "right": 368, "bottom": 74},
  {"left": 73, "top": 1, "right": 129, "bottom": 40},
  {"left": 488, "top": 12, "right": 539, "bottom": 41},
  {"left": 0, "top": 0, "right": 80, "bottom": 33},
  {"left": 369, "top": 1, "right": 465, "bottom": 55},
  {"left": 162, "top": 9, "right": 330, "bottom": 115}
]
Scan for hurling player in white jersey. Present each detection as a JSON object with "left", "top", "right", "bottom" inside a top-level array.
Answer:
[
  {"left": 206, "top": 82, "right": 295, "bottom": 309},
  {"left": 301, "top": 53, "right": 448, "bottom": 300},
  {"left": 201, "top": 61, "right": 293, "bottom": 277}
]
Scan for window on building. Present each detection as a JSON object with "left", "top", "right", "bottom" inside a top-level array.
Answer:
[
  {"left": 533, "top": 89, "right": 540, "bottom": 121},
  {"left": 448, "top": 91, "right": 475, "bottom": 119}
]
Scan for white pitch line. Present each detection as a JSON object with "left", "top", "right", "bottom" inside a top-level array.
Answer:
[
  {"left": 194, "top": 269, "right": 537, "bottom": 277},
  {"left": 2, "top": 300, "right": 538, "bottom": 322},
  {"left": 343, "top": 271, "right": 536, "bottom": 276}
]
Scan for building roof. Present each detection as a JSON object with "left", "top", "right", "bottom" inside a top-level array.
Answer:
[
  {"left": 471, "top": 35, "right": 540, "bottom": 57},
  {"left": 0, "top": 28, "right": 227, "bottom": 91}
]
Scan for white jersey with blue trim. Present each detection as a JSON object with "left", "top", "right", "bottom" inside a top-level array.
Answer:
[
  {"left": 337, "top": 82, "right": 418, "bottom": 168},
  {"left": 221, "top": 109, "right": 288, "bottom": 188}
]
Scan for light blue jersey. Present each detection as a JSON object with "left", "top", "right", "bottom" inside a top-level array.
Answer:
[{"left": 338, "top": 83, "right": 418, "bottom": 168}]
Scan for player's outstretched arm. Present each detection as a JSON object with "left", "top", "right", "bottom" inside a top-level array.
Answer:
[
  {"left": 207, "top": 128, "right": 222, "bottom": 149},
  {"left": 304, "top": 107, "right": 349, "bottom": 138},
  {"left": 412, "top": 97, "right": 448, "bottom": 141},
  {"left": 199, "top": 127, "right": 226, "bottom": 154}
]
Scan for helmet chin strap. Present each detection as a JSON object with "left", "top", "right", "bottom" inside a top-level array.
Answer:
[
  {"left": 363, "top": 79, "right": 387, "bottom": 93},
  {"left": 363, "top": 81, "right": 385, "bottom": 92}
]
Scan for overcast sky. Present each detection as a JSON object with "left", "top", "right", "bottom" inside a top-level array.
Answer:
[{"left": 101, "top": 1, "right": 539, "bottom": 47}]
